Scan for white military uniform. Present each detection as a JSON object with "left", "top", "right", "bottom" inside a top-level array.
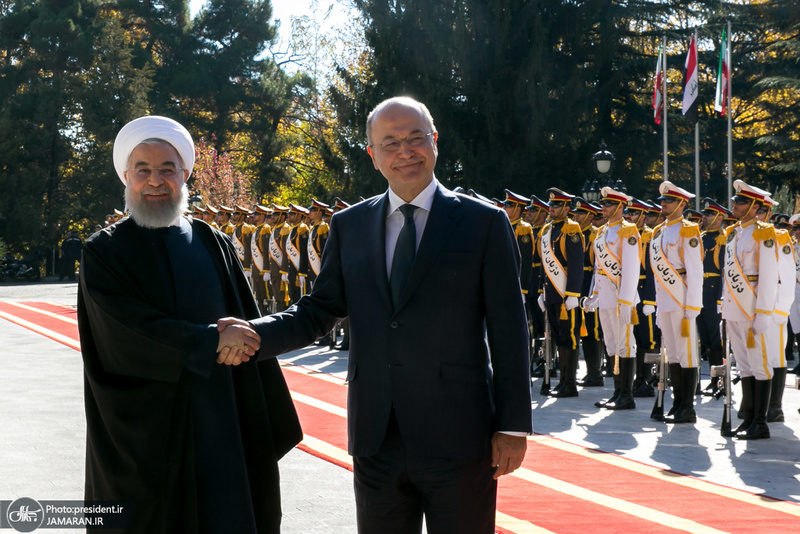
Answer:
[
  {"left": 590, "top": 216, "right": 640, "bottom": 359},
  {"left": 770, "top": 228, "right": 796, "bottom": 368},
  {"left": 650, "top": 217, "right": 704, "bottom": 368},
  {"left": 721, "top": 218, "right": 779, "bottom": 381}
]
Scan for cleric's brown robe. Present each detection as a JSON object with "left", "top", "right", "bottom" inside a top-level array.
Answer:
[{"left": 78, "top": 217, "right": 301, "bottom": 533}]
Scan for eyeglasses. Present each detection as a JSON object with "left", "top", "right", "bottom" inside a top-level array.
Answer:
[
  {"left": 129, "top": 167, "right": 182, "bottom": 180},
  {"left": 549, "top": 201, "right": 567, "bottom": 207},
  {"left": 600, "top": 200, "right": 619, "bottom": 207},
  {"left": 371, "top": 132, "right": 434, "bottom": 152},
  {"left": 660, "top": 197, "right": 678, "bottom": 204},
  {"left": 733, "top": 197, "right": 751, "bottom": 206}
]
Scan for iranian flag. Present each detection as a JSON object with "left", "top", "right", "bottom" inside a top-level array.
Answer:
[
  {"left": 653, "top": 45, "right": 664, "bottom": 125},
  {"left": 714, "top": 28, "right": 730, "bottom": 115},
  {"left": 682, "top": 34, "right": 699, "bottom": 124}
]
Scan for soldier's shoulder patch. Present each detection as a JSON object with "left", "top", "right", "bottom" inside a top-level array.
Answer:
[
  {"left": 689, "top": 237, "right": 699, "bottom": 248},
  {"left": 764, "top": 239, "right": 774, "bottom": 248},
  {"left": 628, "top": 236, "right": 637, "bottom": 245},
  {"left": 521, "top": 235, "right": 531, "bottom": 244},
  {"left": 571, "top": 233, "right": 580, "bottom": 243},
  {"left": 727, "top": 231, "right": 735, "bottom": 243},
  {"left": 783, "top": 245, "right": 792, "bottom": 255}
]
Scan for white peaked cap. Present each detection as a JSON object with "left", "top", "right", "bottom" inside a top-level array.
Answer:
[{"left": 113, "top": 116, "right": 195, "bottom": 184}]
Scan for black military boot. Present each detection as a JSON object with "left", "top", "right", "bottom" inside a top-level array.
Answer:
[
  {"left": 667, "top": 363, "right": 683, "bottom": 417},
  {"left": 551, "top": 347, "right": 579, "bottom": 398},
  {"left": 578, "top": 337, "right": 605, "bottom": 387},
  {"left": 767, "top": 367, "right": 786, "bottom": 423},
  {"left": 550, "top": 347, "right": 568, "bottom": 395},
  {"left": 595, "top": 355, "right": 621, "bottom": 408},
  {"left": 606, "top": 358, "right": 636, "bottom": 410},
  {"left": 737, "top": 379, "right": 771, "bottom": 440},
  {"left": 701, "top": 346, "right": 723, "bottom": 396},
  {"left": 734, "top": 376, "right": 755, "bottom": 433},
  {"left": 665, "top": 367, "right": 698, "bottom": 424},
  {"left": 633, "top": 348, "right": 655, "bottom": 397}
]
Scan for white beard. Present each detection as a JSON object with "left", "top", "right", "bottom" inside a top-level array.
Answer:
[{"left": 125, "top": 183, "right": 189, "bottom": 229}]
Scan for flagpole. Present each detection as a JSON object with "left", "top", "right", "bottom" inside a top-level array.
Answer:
[
  {"left": 693, "top": 29, "right": 700, "bottom": 209},
  {"left": 726, "top": 21, "right": 732, "bottom": 206},
  {"left": 662, "top": 35, "right": 668, "bottom": 183}
]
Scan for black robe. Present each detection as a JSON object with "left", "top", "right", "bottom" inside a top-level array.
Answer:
[{"left": 78, "top": 216, "right": 301, "bottom": 533}]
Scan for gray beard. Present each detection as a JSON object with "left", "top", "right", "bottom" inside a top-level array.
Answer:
[{"left": 125, "top": 184, "right": 189, "bottom": 229}]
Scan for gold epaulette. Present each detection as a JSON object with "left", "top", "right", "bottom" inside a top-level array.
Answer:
[
  {"left": 679, "top": 220, "right": 701, "bottom": 239},
  {"left": 716, "top": 230, "right": 727, "bottom": 247},
  {"left": 617, "top": 220, "right": 639, "bottom": 239},
  {"left": 753, "top": 221, "right": 777, "bottom": 242},
  {"left": 640, "top": 227, "right": 653, "bottom": 245},
  {"left": 317, "top": 222, "right": 329, "bottom": 235},
  {"left": 588, "top": 226, "right": 599, "bottom": 242},
  {"left": 280, "top": 224, "right": 291, "bottom": 236},
  {"left": 516, "top": 220, "right": 533, "bottom": 237},
  {"left": 776, "top": 229, "right": 791, "bottom": 247},
  {"left": 561, "top": 220, "right": 581, "bottom": 235},
  {"left": 297, "top": 223, "right": 309, "bottom": 235}
]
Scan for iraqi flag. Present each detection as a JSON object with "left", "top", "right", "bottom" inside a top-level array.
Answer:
[
  {"left": 714, "top": 28, "right": 730, "bottom": 115},
  {"left": 682, "top": 34, "right": 699, "bottom": 124},
  {"left": 653, "top": 45, "right": 664, "bottom": 125}
]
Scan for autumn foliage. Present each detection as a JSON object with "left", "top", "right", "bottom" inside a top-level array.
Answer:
[{"left": 191, "top": 136, "right": 254, "bottom": 208}]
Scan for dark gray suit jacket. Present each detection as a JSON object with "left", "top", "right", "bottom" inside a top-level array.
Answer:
[{"left": 253, "top": 183, "right": 532, "bottom": 460}]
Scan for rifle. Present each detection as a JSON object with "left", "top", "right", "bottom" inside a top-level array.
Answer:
[
  {"left": 649, "top": 346, "right": 668, "bottom": 421},
  {"left": 712, "top": 319, "right": 735, "bottom": 437},
  {"left": 540, "top": 308, "right": 553, "bottom": 395}
]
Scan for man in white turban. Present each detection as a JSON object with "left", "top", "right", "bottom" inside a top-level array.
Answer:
[{"left": 78, "top": 115, "right": 301, "bottom": 533}]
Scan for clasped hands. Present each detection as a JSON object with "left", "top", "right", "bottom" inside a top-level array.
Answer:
[{"left": 215, "top": 318, "right": 260, "bottom": 366}]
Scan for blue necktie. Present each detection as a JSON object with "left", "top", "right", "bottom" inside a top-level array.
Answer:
[{"left": 390, "top": 204, "right": 418, "bottom": 307}]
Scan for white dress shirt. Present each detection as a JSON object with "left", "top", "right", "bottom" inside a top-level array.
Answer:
[{"left": 385, "top": 177, "right": 437, "bottom": 277}]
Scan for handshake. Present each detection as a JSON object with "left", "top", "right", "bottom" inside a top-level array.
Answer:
[{"left": 215, "top": 318, "right": 260, "bottom": 366}]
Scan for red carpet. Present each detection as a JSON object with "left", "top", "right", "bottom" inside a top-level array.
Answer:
[{"left": 3, "top": 301, "right": 800, "bottom": 533}]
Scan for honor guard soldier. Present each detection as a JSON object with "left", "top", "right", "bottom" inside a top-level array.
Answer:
[
  {"left": 527, "top": 195, "right": 550, "bottom": 375},
  {"left": 232, "top": 205, "right": 255, "bottom": 285},
  {"left": 572, "top": 197, "right": 604, "bottom": 387},
  {"left": 217, "top": 205, "right": 234, "bottom": 235},
  {"left": 625, "top": 198, "right": 659, "bottom": 398},
  {"left": 268, "top": 204, "right": 290, "bottom": 311},
  {"left": 251, "top": 205, "right": 273, "bottom": 314},
  {"left": 650, "top": 181, "right": 704, "bottom": 424},
  {"left": 684, "top": 209, "right": 702, "bottom": 224},
  {"left": 329, "top": 197, "right": 351, "bottom": 350},
  {"left": 192, "top": 206, "right": 206, "bottom": 219},
  {"left": 698, "top": 198, "right": 728, "bottom": 396},
  {"left": 646, "top": 201, "right": 664, "bottom": 228},
  {"left": 307, "top": 199, "right": 330, "bottom": 289},
  {"left": 787, "top": 215, "right": 800, "bottom": 376},
  {"left": 583, "top": 187, "right": 640, "bottom": 410},
  {"left": 204, "top": 205, "right": 219, "bottom": 228},
  {"left": 539, "top": 188, "right": 585, "bottom": 397},
  {"left": 282, "top": 204, "right": 310, "bottom": 306},
  {"left": 721, "top": 180, "right": 779, "bottom": 440},
  {"left": 760, "top": 201, "right": 795, "bottom": 423},
  {"left": 503, "top": 190, "right": 535, "bottom": 337}
]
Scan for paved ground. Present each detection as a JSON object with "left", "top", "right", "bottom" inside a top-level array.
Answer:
[{"left": 1, "top": 279, "right": 800, "bottom": 534}]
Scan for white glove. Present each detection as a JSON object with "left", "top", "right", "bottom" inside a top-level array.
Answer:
[
  {"left": 717, "top": 302, "right": 722, "bottom": 314},
  {"left": 537, "top": 294, "right": 546, "bottom": 312},
  {"left": 565, "top": 296, "right": 579, "bottom": 311},
  {"left": 684, "top": 308, "right": 701, "bottom": 321},
  {"left": 582, "top": 295, "right": 599, "bottom": 312},
  {"left": 618, "top": 303, "right": 633, "bottom": 324},
  {"left": 299, "top": 275, "right": 307, "bottom": 293},
  {"left": 773, "top": 312, "right": 789, "bottom": 325},
  {"left": 753, "top": 313, "right": 772, "bottom": 335},
  {"left": 244, "top": 269, "right": 251, "bottom": 279},
  {"left": 264, "top": 272, "right": 270, "bottom": 282},
  {"left": 642, "top": 304, "right": 655, "bottom": 316},
  {"left": 281, "top": 273, "right": 289, "bottom": 283}
]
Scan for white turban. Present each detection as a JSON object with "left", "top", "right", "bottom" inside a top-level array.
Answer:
[{"left": 113, "top": 115, "right": 195, "bottom": 184}]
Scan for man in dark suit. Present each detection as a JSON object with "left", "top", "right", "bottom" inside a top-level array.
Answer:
[{"left": 222, "top": 96, "right": 532, "bottom": 533}]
